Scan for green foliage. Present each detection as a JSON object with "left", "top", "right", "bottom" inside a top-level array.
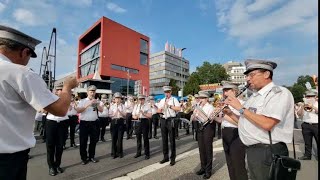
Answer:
[
  {"left": 169, "top": 79, "right": 179, "bottom": 96},
  {"left": 287, "top": 75, "right": 317, "bottom": 103},
  {"left": 183, "top": 61, "right": 229, "bottom": 95}
]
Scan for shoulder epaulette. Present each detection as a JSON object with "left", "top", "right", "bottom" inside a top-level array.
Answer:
[{"left": 271, "top": 86, "right": 282, "bottom": 93}]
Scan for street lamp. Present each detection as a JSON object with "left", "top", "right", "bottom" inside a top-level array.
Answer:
[{"left": 180, "top": 48, "right": 186, "bottom": 97}]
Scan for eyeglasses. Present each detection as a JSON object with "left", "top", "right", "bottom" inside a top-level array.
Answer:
[{"left": 245, "top": 71, "right": 263, "bottom": 78}]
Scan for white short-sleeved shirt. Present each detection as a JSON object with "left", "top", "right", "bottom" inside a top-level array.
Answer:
[
  {"left": 132, "top": 103, "right": 152, "bottom": 119},
  {"left": 221, "top": 99, "right": 244, "bottom": 128},
  {"left": 157, "top": 96, "right": 180, "bottom": 119},
  {"left": 77, "top": 98, "right": 99, "bottom": 121},
  {"left": 67, "top": 101, "right": 78, "bottom": 116},
  {"left": 0, "top": 54, "right": 59, "bottom": 153},
  {"left": 124, "top": 101, "right": 134, "bottom": 113},
  {"left": 238, "top": 82, "right": 295, "bottom": 146},
  {"left": 149, "top": 101, "right": 158, "bottom": 115},
  {"left": 302, "top": 101, "right": 318, "bottom": 123},
  {"left": 193, "top": 102, "right": 214, "bottom": 123},
  {"left": 98, "top": 101, "right": 109, "bottom": 117},
  {"left": 109, "top": 103, "right": 126, "bottom": 119},
  {"left": 46, "top": 113, "right": 69, "bottom": 122}
]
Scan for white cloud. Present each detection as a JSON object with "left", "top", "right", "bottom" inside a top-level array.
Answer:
[
  {"left": 0, "top": 2, "right": 6, "bottom": 13},
  {"left": 12, "top": 0, "right": 57, "bottom": 27},
  {"left": 215, "top": 0, "right": 318, "bottom": 42},
  {"left": 106, "top": 2, "right": 127, "bottom": 13},
  {"left": 13, "top": 9, "right": 37, "bottom": 26}
]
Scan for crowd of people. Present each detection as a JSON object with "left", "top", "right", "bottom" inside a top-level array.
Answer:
[{"left": 0, "top": 25, "right": 318, "bottom": 180}]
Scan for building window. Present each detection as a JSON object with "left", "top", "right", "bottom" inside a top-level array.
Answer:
[
  {"left": 140, "top": 53, "right": 148, "bottom": 65},
  {"left": 79, "top": 42, "right": 100, "bottom": 78},
  {"left": 140, "top": 39, "right": 148, "bottom": 65},
  {"left": 110, "top": 77, "right": 135, "bottom": 95},
  {"left": 111, "top": 64, "right": 139, "bottom": 74}
]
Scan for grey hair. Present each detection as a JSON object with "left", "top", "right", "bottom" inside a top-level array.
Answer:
[{"left": 0, "top": 38, "right": 26, "bottom": 51}]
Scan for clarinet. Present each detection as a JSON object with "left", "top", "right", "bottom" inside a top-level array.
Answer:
[{"left": 199, "top": 84, "right": 249, "bottom": 131}]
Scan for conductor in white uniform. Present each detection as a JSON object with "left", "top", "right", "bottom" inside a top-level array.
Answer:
[{"left": 0, "top": 25, "right": 78, "bottom": 180}]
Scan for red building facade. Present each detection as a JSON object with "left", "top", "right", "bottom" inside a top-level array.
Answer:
[{"left": 77, "top": 16, "right": 150, "bottom": 96}]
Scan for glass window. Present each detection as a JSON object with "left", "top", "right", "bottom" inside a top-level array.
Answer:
[
  {"left": 140, "top": 53, "right": 148, "bottom": 65},
  {"left": 110, "top": 77, "right": 135, "bottom": 95},
  {"left": 140, "top": 39, "right": 148, "bottom": 54}
]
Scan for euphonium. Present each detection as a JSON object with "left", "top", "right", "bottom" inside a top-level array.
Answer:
[{"left": 184, "top": 95, "right": 195, "bottom": 114}]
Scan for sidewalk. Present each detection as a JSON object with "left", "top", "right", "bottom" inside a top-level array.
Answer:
[{"left": 113, "top": 130, "right": 318, "bottom": 180}]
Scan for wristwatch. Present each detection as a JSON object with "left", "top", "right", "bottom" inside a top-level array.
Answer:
[{"left": 238, "top": 107, "right": 246, "bottom": 115}]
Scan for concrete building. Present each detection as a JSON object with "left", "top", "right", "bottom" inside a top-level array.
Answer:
[
  {"left": 223, "top": 61, "right": 246, "bottom": 85},
  {"left": 77, "top": 16, "right": 150, "bottom": 96},
  {"left": 149, "top": 43, "right": 189, "bottom": 95}
]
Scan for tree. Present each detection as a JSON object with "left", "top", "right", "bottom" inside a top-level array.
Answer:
[
  {"left": 169, "top": 79, "right": 179, "bottom": 96},
  {"left": 183, "top": 61, "right": 229, "bottom": 95},
  {"left": 287, "top": 75, "right": 317, "bottom": 103},
  {"left": 183, "top": 72, "right": 201, "bottom": 95}
]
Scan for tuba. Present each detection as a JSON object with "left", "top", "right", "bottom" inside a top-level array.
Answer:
[{"left": 184, "top": 94, "right": 195, "bottom": 114}]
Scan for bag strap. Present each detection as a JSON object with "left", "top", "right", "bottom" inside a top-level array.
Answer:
[{"left": 268, "top": 131, "right": 297, "bottom": 159}]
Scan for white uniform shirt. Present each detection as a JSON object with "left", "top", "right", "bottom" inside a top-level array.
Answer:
[
  {"left": 0, "top": 54, "right": 59, "bottom": 153},
  {"left": 221, "top": 99, "right": 244, "bottom": 128},
  {"left": 77, "top": 98, "right": 99, "bottom": 121},
  {"left": 193, "top": 102, "right": 214, "bottom": 123},
  {"left": 302, "top": 101, "right": 318, "bottom": 123},
  {"left": 98, "top": 101, "right": 109, "bottom": 117},
  {"left": 124, "top": 101, "right": 134, "bottom": 113},
  {"left": 157, "top": 96, "right": 180, "bottom": 119},
  {"left": 46, "top": 113, "right": 69, "bottom": 122},
  {"left": 67, "top": 101, "right": 78, "bottom": 116},
  {"left": 109, "top": 103, "right": 126, "bottom": 119},
  {"left": 149, "top": 101, "right": 158, "bottom": 115},
  {"left": 132, "top": 103, "right": 152, "bottom": 119},
  {"left": 238, "top": 82, "right": 295, "bottom": 146}
]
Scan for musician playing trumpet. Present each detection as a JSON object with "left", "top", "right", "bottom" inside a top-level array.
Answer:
[
  {"left": 296, "top": 90, "right": 318, "bottom": 160},
  {"left": 190, "top": 91, "right": 215, "bottom": 179}
]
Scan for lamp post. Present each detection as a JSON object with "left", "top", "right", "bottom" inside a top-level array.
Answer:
[
  {"left": 126, "top": 69, "right": 130, "bottom": 96},
  {"left": 180, "top": 48, "right": 186, "bottom": 98}
]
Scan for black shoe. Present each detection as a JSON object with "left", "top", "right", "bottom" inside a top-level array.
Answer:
[
  {"left": 101, "top": 138, "right": 106, "bottom": 142},
  {"left": 298, "top": 155, "right": 311, "bottom": 160},
  {"left": 81, "top": 160, "right": 89, "bottom": 165},
  {"left": 154, "top": 136, "right": 159, "bottom": 139},
  {"left": 134, "top": 154, "right": 141, "bottom": 158},
  {"left": 119, "top": 154, "right": 124, "bottom": 158},
  {"left": 70, "top": 143, "right": 78, "bottom": 148},
  {"left": 196, "top": 169, "right": 205, "bottom": 175},
  {"left": 49, "top": 168, "right": 57, "bottom": 176},
  {"left": 90, "top": 158, "right": 98, "bottom": 163},
  {"left": 159, "top": 159, "right": 169, "bottom": 164},
  {"left": 170, "top": 160, "right": 175, "bottom": 166},
  {"left": 113, "top": 155, "right": 118, "bottom": 159},
  {"left": 149, "top": 136, "right": 152, "bottom": 139},
  {"left": 145, "top": 155, "right": 150, "bottom": 159},
  {"left": 56, "top": 167, "right": 64, "bottom": 173},
  {"left": 203, "top": 173, "right": 211, "bottom": 179}
]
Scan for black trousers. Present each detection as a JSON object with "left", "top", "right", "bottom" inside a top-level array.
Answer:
[
  {"left": 148, "top": 116, "right": 153, "bottom": 138},
  {"left": 160, "top": 118, "right": 176, "bottom": 160},
  {"left": 98, "top": 117, "right": 109, "bottom": 140},
  {"left": 212, "top": 121, "right": 221, "bottom": 138},
  {"left": 0, "top": 149, "right": 30, "bottom": 180},
  {"left": 198, "top": 123, "right": 215, "bottom": 174},
  {"left": 135, "top": 119, "right": 150, "bottom": 156},
  {"left": 301, "top": 122, "right": 318, "bottom": 157},
  {"left": 68, "top": 115, "right": 78, "bottom": 145},
  {"left": 125, "top": 113, "right": 133, "bottom": 138},
  {"left": 222, "top": 127, "right": 248, "bottom": 180},
  {"left": 152, "top": 114, "right": 160, "bottom": 137},
  {"left": 246, "top": 142, "right": 288, "bottom": 180},
  {"left": 111, "top": 118, "right": 125, "bottom": 156},
  {"left": 79, "top": 120, "right": 99, "bottom": 161},
  {"left": 46, "top": 120, "right": 68, "bottom": 169},
  {"left": 192, "top": 121, "right": 200, "bottom": 141},
  {"left": 41, "top": 115, "right": 47, "bottom": 141}
]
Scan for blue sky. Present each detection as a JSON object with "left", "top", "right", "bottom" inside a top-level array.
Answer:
[{"left": 0, "top": 0, "right": 318, "bottom": 86}]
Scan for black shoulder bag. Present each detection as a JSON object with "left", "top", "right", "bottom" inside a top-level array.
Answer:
[{"left": 268, "top": 131, "right": 301, "bottom": 180}]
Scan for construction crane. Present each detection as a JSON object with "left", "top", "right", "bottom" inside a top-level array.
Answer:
[{"left": 39, "top": 28, "right": 57, "bottom": 90}]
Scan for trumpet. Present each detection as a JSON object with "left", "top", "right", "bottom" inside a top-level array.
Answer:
[
  {"left": 303, "top": 104, "right": 313, "bottom": 112},
  {"left": 199, "top": 84, "right": 249, "bottom": 131}
]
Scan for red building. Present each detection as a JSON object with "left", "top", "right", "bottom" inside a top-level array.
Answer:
[{"left": 77, "top": 16, "right": 150, "bottom": 96}]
